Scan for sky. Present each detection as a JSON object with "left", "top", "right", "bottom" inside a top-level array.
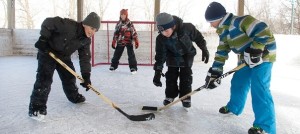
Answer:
[{"left": 0, "top": 35, "right": 300, "bottom": 134}]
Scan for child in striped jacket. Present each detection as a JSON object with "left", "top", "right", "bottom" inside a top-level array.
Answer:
[{"left": 204, "top": 2, "right": 276, "bottom": 134}]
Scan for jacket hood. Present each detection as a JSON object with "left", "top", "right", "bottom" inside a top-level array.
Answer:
[{"left": 172, "top": 15, "right": 184, "bottom": 34}]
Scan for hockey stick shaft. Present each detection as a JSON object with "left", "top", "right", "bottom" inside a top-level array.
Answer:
[
  {"left": 142, "top": 63, "right": 246, "bottom": 111},
  {"left": 49, "top": 52, "right": 154, "bottom": 121}
]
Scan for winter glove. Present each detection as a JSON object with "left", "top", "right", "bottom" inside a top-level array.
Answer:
[
  {"left": 134, "top": 39, "right": 139, "bottom": 49},
  {"left": 80, "top": 73, "right": 91, "bottom": 91},
  {"left": 153, "top": 70, "right": 163, "bottom": 87},
  {"left": 205, "top": 67, "right": 222, "bottom": 89},
  {"left": 201, "top": 48, "right": 209, "bottom": 64},
  {"left": 111, "top": 39, "right": 117, "bottom": 49},
  {"left": 35, "top": 36, "right": 50, "bottom": 53},
  {"left": 244, "top": 47, "right": 263, "bottom": 68}
]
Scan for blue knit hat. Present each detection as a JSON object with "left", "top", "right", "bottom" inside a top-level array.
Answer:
[
  {"left": 156, "top": 13, "right": 175, "bottom": 32},
  {"left": 205, "top": 2, "right": 226, "bottom": 22}
]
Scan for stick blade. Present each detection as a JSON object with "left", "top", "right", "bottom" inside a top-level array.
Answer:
[
  {"left": 115, "top": 107, "right": 155, "bottom": 121},
  {"left": 142, "top": 106, "right": 158, "bottom": 111},
  {"left": 128, "top": 113, "right": 155, "bottom": 121}
]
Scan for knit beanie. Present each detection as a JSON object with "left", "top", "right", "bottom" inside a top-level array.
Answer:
[
  {"left": 120, "top": 9, "right": 128, "bottom": 17},
  {"left": 83, "top": 12, "right": 100, "bottom": 31},
  {"left": 155, "top": 12, "right": 175, "bottom": 32},
  {"left": 120, "top": 9, "right": 129, "bottom": 21},
  {"left": 205, "top": 2, "right": 226, "bottom": 22}
]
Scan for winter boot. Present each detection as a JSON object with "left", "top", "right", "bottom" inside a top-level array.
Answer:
[
  {"left": 182, "top": 99, "right": 191, "bottom": 108},
  {"left": 109, "top": 66, "right": 117, "bottom": 71},
  {"left": 28, "top": 103, "right": 47, "bottom": 117},
  {"left": 130, "top": 68, "right": 137, "bottom": 74},
  {"left": 219, "top": 106, "right": 231, "bottom": 114},
  {"left": 248, "top": 126, "right": 266, "bottom": 134},
  {"left": 72, "top": 94, "right": 86, "bottom": 103},
  {"left": 163, "top": 98, "right": 174, "bottom": 106}
]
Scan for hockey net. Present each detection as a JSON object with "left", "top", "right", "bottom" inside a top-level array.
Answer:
[{"left": 91, "top": 21, "right": 156, "bottom": 67}]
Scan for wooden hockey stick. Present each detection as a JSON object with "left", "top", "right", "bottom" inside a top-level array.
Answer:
[
  {"left": 49, "top": 52, "right": 155, "bottom": 121},
  {"left": 142, "top": 63, "right": 246, "bottom": 111}
]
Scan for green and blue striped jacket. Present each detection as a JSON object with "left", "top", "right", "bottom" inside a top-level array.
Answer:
[{"left": 212, "top": 13, "right": 276, "bottom": 72}]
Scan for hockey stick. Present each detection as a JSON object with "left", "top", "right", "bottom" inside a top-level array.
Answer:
[
  {"left": 49, "top": 52, "right": 155, "bottom": 121},
  {"left": 142, "top": 63, "right": 246, "bottom": 111}
]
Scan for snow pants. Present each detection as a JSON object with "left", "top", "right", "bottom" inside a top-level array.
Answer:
[
  {"left": 30, "top": 52, "right": 82, "bottom": 107},
  {"left": 111, "top": 44, "right": 137, "bottom": 70},
  {"left": 226, "top": 62, "right": 276, "bottom": 134},
  {"left": 165, "top": 67, "right": 193, "bottom": 100}
]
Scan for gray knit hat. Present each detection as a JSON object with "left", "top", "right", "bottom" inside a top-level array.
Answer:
[
  {"left": 156, "top": 13, "right": 175, "bottom": 32},
  {"left": 83, "top": 12, "right": 100, "bottom": 31}
]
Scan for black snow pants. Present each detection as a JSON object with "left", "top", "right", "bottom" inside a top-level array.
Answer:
[
  {"left": 110, "top": 44, "right": 137, "bottom": 70},
  {"left": 165, "top": 66, "right": 193, "bottom": 100},
  {"left": 30, "top": 52, "right": 81, "bottom": 107}
]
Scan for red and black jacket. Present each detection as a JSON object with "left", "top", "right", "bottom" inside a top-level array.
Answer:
[{"left": 113, "top": 19, "right": 138, "bottom": 45}]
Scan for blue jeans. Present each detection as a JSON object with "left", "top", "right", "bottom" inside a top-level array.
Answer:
[{"left": 226, "top": 62, "right": 276, "bottom": 134}]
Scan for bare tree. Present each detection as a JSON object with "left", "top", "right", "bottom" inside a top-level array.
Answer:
[
  {"left": 160, "top": 0, "right": 193, "bottom": 22},
  {"left": 294, "top": 0, "right": 300, "bottom": 34},
  {"left": 243, "top": 0, "right": 294, "bottom": 34},
  {"left": 160, "top": 0, "right": 171, "bottom": 12},
  {"left": 0, "top": 0, "right": 7, "bottom": 28},
  {"left": 141, "top": 0, "right": 155, "bottom": 31},
  {"left": 128, "top": 0, "right": 138, "bottom": 20},
  {"left": 16, "top": 0, "right": 35, "bottom": 29},
  {"left": 276, "top": 1, "right": 291, "bottom": 34},
  {"left": 50, "top": 0, "right": 76, "bottom": 19},
  {"left": 247, "top": 0, "right": 300, "bottom": 34},
  {"left": 277, "top": 0, "right": 300, "bottom": 34},
  {"left": 68, "top": 0, "right": 76, "bottom": 19},
  {"left": 176, "top": 1, "right": 193, "bottom": 19},
  {"left": 98, "top": 0, "right": 110, "bottom": 21},
  {"left": 142, "top": 0, "right": 154, "bottom": 21}
]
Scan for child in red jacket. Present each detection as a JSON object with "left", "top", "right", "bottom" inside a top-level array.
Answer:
[{"left": 110, "top": 9, "right": 139, "bottom": 74}]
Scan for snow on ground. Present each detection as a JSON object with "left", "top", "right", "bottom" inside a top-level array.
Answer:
[{"left": 0, "top": 52, "right": 299, "bottom": 134}]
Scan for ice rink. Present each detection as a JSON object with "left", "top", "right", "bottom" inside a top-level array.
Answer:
[{"left": 0, "top": 51, "right": 299, "bottom": 134}]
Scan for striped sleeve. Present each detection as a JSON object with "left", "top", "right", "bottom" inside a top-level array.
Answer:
[
  {"left": 212, "top": 39, "right": 231, "bottom": 73},
  {"left": 240, "top": 15, "right": 275, "bottom": 50}
]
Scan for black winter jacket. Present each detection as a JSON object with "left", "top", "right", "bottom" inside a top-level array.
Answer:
[
  {"left": 39, "top": 16, "right": 91, "bottom": 73},
  {"left": 154, "top": 16, "right": 207, "bottom": 71}
]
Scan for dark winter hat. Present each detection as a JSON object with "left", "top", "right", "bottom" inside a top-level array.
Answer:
[
  {"left": 156, "top": 12, "right": 175, "bottom": 32},
  {"left": 83, "top": 12, "right": 100, "bottom": 31},
  {"left": 205, "top": 2, "right": 226, "bottom": 22}
]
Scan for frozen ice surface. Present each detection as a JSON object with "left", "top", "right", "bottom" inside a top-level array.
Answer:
[{"left": 0, "top": 53, "right": 299, "bottom": 134}]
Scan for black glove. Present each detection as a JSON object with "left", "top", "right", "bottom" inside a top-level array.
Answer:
[
  {"left": 35, "top": 36, "right": 50, "bottom": 53},
  {"left": 201, "top": 48, "right": 209, "bottom": 64},
  {"left": 244, "top": 47, "right": 263, "bottom": 68},
  {"left": 80, "top": 73, "right": 91, "bottom": 91},
  {"left": 205, "top": 67, "right": 222, "bottom": 89},
  {"left": 153, "top": 71, "right": 163, "bottom": 87}
]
